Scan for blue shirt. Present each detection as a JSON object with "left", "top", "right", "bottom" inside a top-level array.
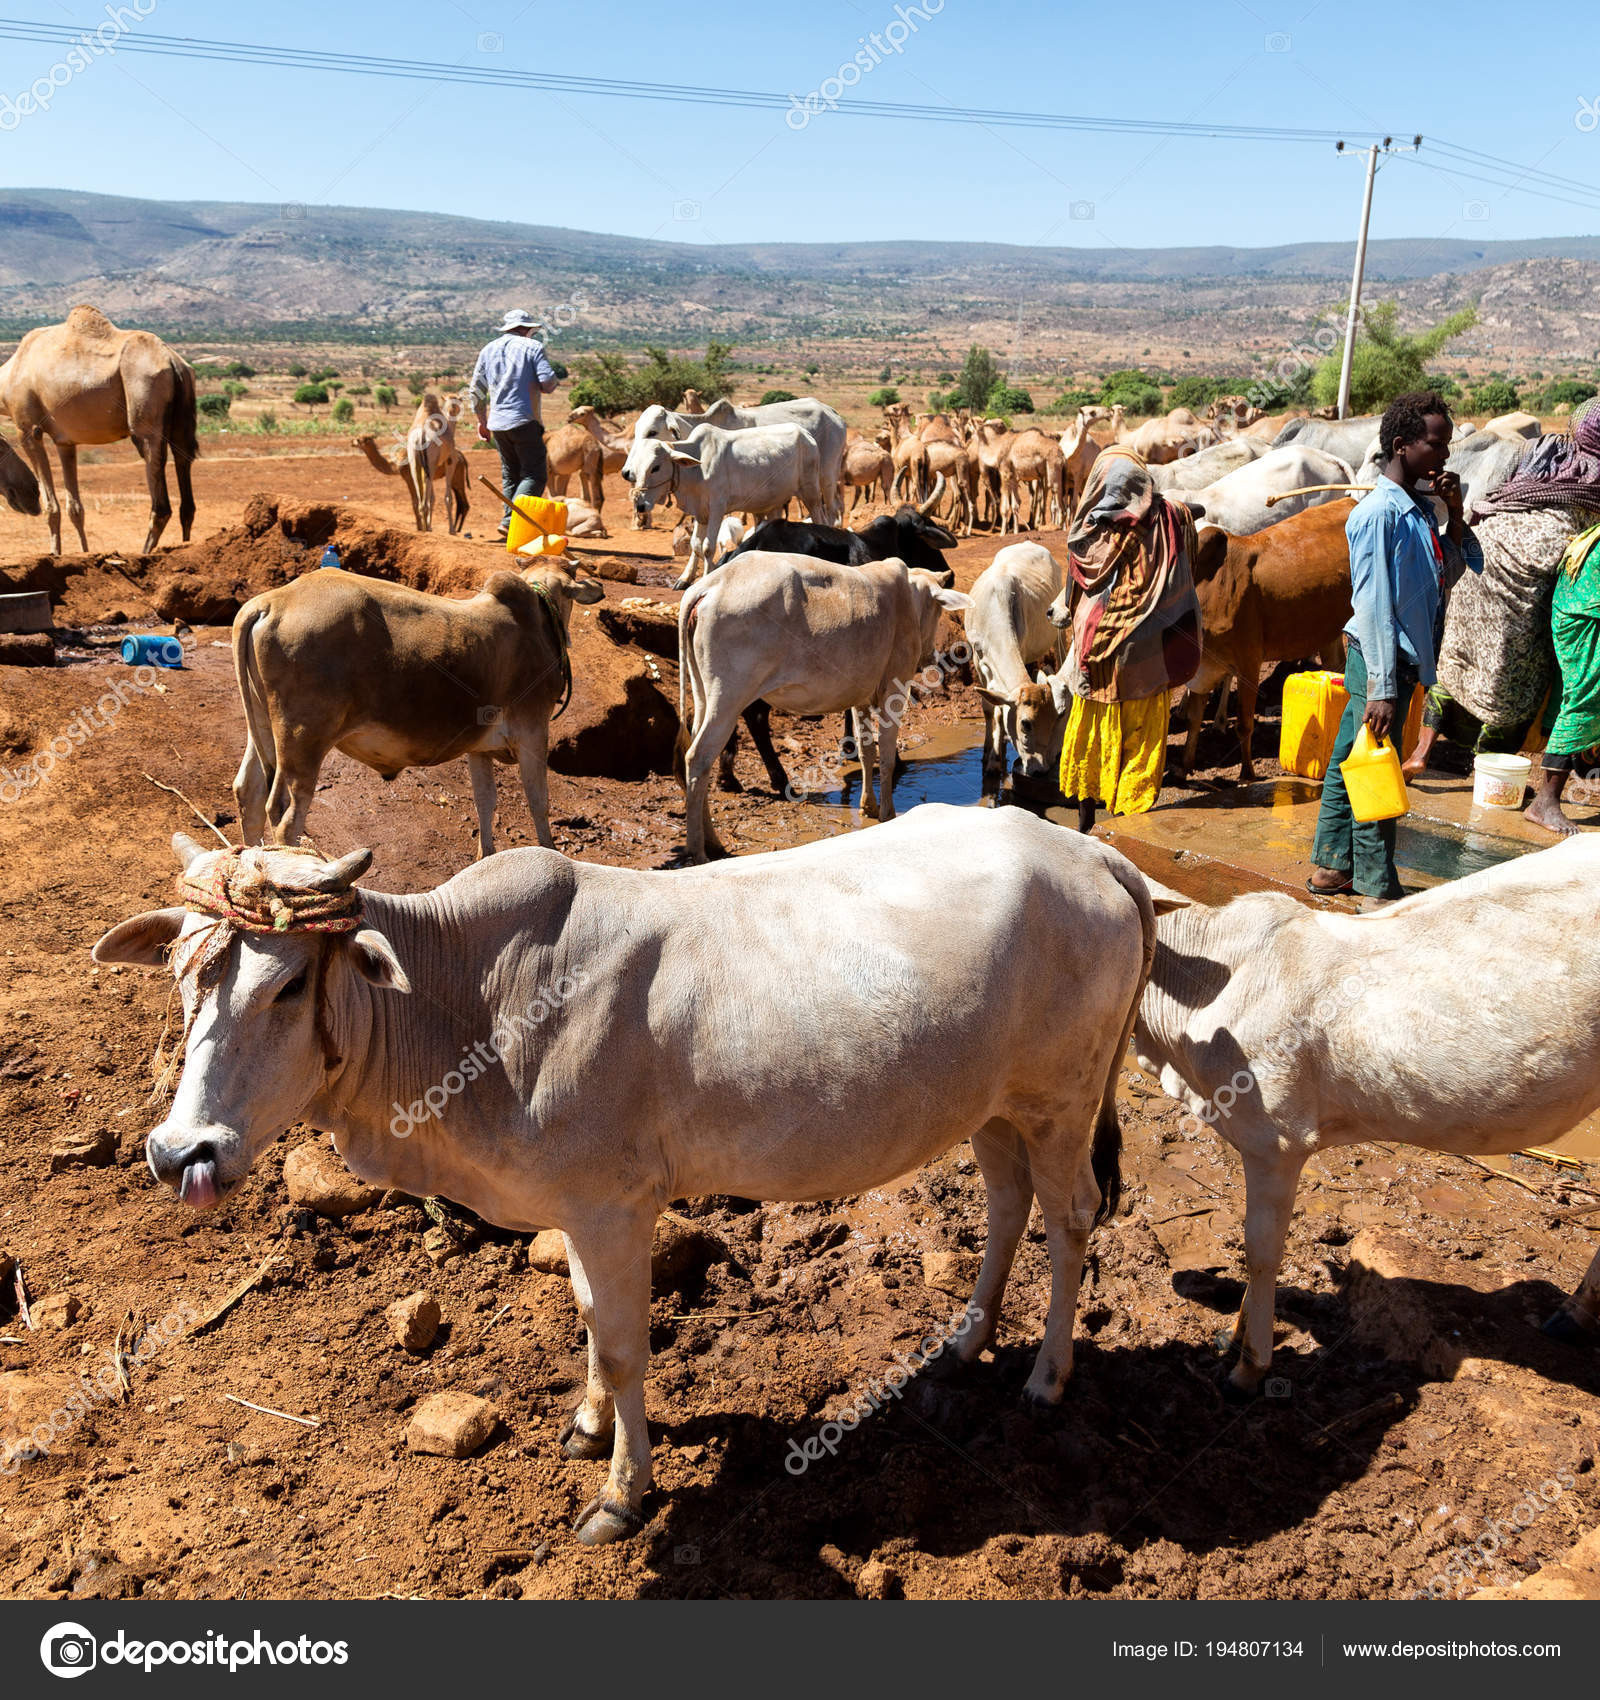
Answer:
[
  {"left": 470, "top": 334, "right": 557, "bottom": 431},
  {"left": 1344, "top": 476, "right": 1482, "bottom": 700}
]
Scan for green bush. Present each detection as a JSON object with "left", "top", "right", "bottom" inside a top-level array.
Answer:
[
  {"left": 1309, "top": 300, "right": 1478, "bottom": 413},
  {"left": 331, "top": 397, "right": 355, "bottom": 424},
  {"left": 347, "top": 384, "right": 372, "bottom": 398},
  {"left": 226, "top": 360, "right": 256, "bottom": 379},
  {"left": 804, "top": 362, "right": 820, "bottom": 377},
  {"left": 256, "top": 410, "right": 279, "bottom": 434},
  {"left": 311, "top": 367, "right": 340, "bottom": 383},
  {"left": 293, "top": 383, "right": 329, "bottom": 409},
  {"left": 936, "top": 371, "right": 955, "bottom": 385},
  {"left": 374, "top": 384, "right": 397, "bottom": 411},
  {"left": 287, "top": 361, "right": 308, "bottom": 378},
  {"left": 1468, "top": 378, "right": 1521, "bottom": 415},
  {"left": 568, "top": 341, "right": 736, "bottom": 414},
  {"left": 223, "top": 380, "right": 249, "bottom": 399},
  {"left": 987, "top": 383, "right": 1034, "bottom": 414},
  {"left": 197, "top": 393, "right": 231, "bottom": 418},
  {"left": 1046, "top": 387, "right": 1102, "bottom": 415},
  {"left": 1536, "top": 377, "right": 1597, "bottom": 413},
  {"left": 407, "top": 375, "right": 426, "bottom": 397},
  {"left": 760, "top": 389, "right": 798, "bottom": 405},
  {"left": 867, "top": 386, "right": 900, "bottom": 407},
  {"left": 1168, "top": 376, "right": 1224, "bottom": 412}
]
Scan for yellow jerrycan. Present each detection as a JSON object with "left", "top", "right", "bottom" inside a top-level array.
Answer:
[
  {"left": 1340, "top": 723, "right": 1409, "bottom": 822},
  {"left": 506, "top": 495, "right": 568, "bottom": 556},
  {"left": 1279, "top": 670, "right": 1350, "bottom": 779}
]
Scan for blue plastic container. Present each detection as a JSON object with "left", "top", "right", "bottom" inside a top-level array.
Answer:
[
  {"left": 120, "top": 634, "right": 184, "bottom": 669},
  {"left": 319, "top": 545, "right": 341, "bottom": 570}
]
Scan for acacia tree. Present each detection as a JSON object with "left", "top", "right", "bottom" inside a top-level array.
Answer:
[{"left": 1311, "top": 301, "right": 1479, "bottom": 414}]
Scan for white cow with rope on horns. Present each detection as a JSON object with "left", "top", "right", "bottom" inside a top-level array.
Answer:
[{"left": 95, "top": 811, "right": 1170, "bottom": 1543}]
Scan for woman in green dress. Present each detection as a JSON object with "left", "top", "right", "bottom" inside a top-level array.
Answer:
[{"left": 1526, "top": 518, "right": 1600, "bottom": 834}]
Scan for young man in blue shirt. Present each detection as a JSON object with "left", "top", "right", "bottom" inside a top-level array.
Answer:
[
  {"left": 1308, "top": 391, "right": 1479, "bottom": 901},
  {"left": 471, "top": 309, "right": 561, "bottom": 539}
]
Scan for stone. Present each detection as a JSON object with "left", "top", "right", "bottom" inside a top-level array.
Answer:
[
  {"left": 651, "top": 1216, "right": 725, "bottom": 1286},
  {"left": 31, "top": 1293, "right": 80, "bottom": 1330},
  {"left": 855, "top": 1557, "right": 898, "bottom": 1600},
  {"left": 1470, "top": 1527, "right": 1600, "bottom": 1600},
  {"left": 921, "top": 1250, "right": 982, "bottom": 1298},
  {"left": 528, "top": 1230, "right": 568, "bottom": 1275},
  {"left": 387, "top": 1291, "right": 441, "bottom": 1353},
  {"left": 49, "top": 1127, "right": 116, "bottom": 1172},
  {"left": 283, "top": 1141, "right": 383, "bottom": 1219},
  {"left": 406, "top": 1391, "right": 499, "bottom": 1459}
]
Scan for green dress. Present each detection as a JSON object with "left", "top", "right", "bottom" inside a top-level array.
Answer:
[{"left": 1547, "top": 523, "right": 1600, "bottom": 758}]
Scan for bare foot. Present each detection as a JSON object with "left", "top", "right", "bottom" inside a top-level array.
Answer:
[
  {"left": 1525, "top": 794, "right": 1580, "bottom": 836},
  {"left": 1400, "top": 755, "right": 1427, "bottom": 781}
]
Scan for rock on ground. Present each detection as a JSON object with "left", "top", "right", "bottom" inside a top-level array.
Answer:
[
  {"left": 922, "top": 1250, "right": 982, "bottom": 1297},
  {"left": 385, "top": 1291, "right": 441, "bottom": 1353},
  {"left": 283, "top": 1141, "right": 384, "bottom": 1219},
  {"left": 30, "top": 1293, "right": 80, "bottom": 1329},
  {"left": 1471, "top": 1526, "right": 1600, "bottom": 1600},
  {"left": 406, "top": 1391, "right": 499, "bottom": 1459},
  {"left": 528, "top": 1230, "right": 568, "bottom": 1275}
]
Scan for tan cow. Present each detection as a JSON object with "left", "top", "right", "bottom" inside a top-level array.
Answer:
[
  {"left": 676, "top": 550, "right": 968, "bottom": 860},
  {"left": 965, "top": 542, "right": 1069, "bottom": 791},
  {"left": 231, "top": 565, "right": 603, "bottom": 855}
]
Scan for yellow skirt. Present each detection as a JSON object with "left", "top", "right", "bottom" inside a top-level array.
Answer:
[{"left": 1058, "top": 690, "right": 1169, "bottom": 816}]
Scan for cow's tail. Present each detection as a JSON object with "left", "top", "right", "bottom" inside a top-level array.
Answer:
[
  {"left": 1087, "top": 848, "right": 1161, "bottom": 1227},
  {"left": 673, "top": 581, "right": 706, "bottom": 788},
  {"left": 231, "top": 602, "right": 276, "bottom": 829}
]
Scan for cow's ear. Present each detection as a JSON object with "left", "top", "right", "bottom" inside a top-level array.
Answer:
[
  {"left": 568, "top": 574, "right": 605, "bottom": 604},
  {"left": 667, "top": 446, "right": 701, "bottom": 465},
  {"left": 931, "top": 587, "right": 970, "bottom": 612},
  {"left": 1144, "top": 877, "right": 1192, "bottom": 915},
  {"left": 975, "top": 685, "right": 1015, "bottom": 708},
  {"left": 93, "top": 908, "right": 188, "bottom": 967},
  {"left": 345, "top": 927, "right": 411, "bottom": 994}
]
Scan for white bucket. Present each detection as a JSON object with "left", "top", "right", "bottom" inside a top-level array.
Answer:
[{"left": 1473, "top": 752, "right": 1531, "bottom": 809}]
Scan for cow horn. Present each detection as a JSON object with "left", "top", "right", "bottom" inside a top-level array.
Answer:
[
  {"left": 305, "top": 848, "right": 373, "bottom": 891},
  {"left": 917, "top": 473, "right": 946, "bottom": 516},
  {"left": 172, "top": 831, "right": 208, "bottom": 870}
]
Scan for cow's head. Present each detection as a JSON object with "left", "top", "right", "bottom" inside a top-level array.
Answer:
[
  {"left": 860, "top": 475, "right": 957, "bottom": 575},
  {"left": 91, "top": 836, "right": 411, "bottom": 1210},
  {"left": 621, "top": 435, "right": 690, "bottom": 513},
  {"left": 977, "top": 667, "right": 1072, "bottom": 778},
  {"left": 0, "top": 432, "right": 40, "bottom": 517}
]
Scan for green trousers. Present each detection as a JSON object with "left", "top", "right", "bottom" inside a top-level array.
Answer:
[{"left": 1311, "top": 643, "right": 1414, "bottom": 900}]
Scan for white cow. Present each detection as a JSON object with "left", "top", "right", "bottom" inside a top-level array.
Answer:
[
  {"left": 96, "top": 814, "right": 1165, "bottom": 1540},
  {"left": 1149, "top": 433, "right": 1270, "bottom": 494},
  {"left": 634, "top": 396, "right": 848, "bottom": 524},
  {"left": 964, "top": 542, "right": 1070, "bottom": 792},
  {"left": 1134, "top": 837, "right": 1600, "bottom": 1396},
  {"left": 1181, "top": 446, "right": 1356, "bottom": 534},
  {"left": 623, "top": 423, "right": 824, "bottom": 588},
  {"left": 676, "top": 549, "right": 968, "bottom": 860}
]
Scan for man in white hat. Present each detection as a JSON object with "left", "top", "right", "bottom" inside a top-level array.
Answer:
[{"left": 471, "top": 310, "right": 561, "bottom": 538}]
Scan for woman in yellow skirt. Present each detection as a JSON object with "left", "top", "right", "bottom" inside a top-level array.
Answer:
[{"left": 1053, "top": 448, "right": 1203, "bottom": 831}]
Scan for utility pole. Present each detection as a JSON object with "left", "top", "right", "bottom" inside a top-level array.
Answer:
[{"left": 1334, "top": 135, "right": 1422, "bottom": 419}]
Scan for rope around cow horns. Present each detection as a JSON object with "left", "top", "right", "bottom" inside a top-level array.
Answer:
[{"left": 151, "top": 845, "right": 365, "bottom": 1104}]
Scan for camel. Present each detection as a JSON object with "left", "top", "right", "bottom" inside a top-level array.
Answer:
[
  {"left": 0, "top": 305, "right": 198, "bottom": 554},
  {"left": 969, "top": 418, "right": 1015, "bottom": 529},
  {"left": 545, "top": 422, "right": 604, "bottom": 512},
  {"left": 566, "top": 405, "right": 650, "bottom": 529},
  {"left": 923, "top": 438, "right": 976, "bottom": 535},
  {"left": 916, "top": 411, "right": 958, "bottom": 445},
  {"left": 353, "top": 434, "right": 469, "bottom": 535},
  {"left": 1058, "top": 411, "right": 1101, "bottom": 516},
  {"left": 679, "top": 388, "right": 704, "bottom": 413},
  {"left": 1000, "top": 428, "right": 1067, "bottom": 532},
  {"left": 0, "top": 432, "right": 40, "bottom": 520},
  {"left": 883, "top": 404, "right": 929, "bottom": 505},
  {"left": 840, "top": 433, "right": 893, "bottom": 516}
]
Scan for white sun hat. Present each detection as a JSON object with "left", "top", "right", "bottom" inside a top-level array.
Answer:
[{"left": 498, "top": 309, "right": 544, "bottom": 332}]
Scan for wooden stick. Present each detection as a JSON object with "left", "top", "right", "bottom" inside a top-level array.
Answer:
[
  {"left": 224, "top": 1393, "right": 320, "bottom": 1428},
  {"left": 475, "top": 475, "right": 560, "bottom": 535},
  {"left": 14, "top": 1264, "right": 31, "bottom": 1331},
  {"left": 140, "top": 773, "right": 234, "bottom": 846},
  {"left": 189, "top": 1240, "right": 287, "bottom": 1335},
  {"left": 1264, "top": 483, "right": 1372, "bottom": 507},
  {"left": 1462, "top": 1155, "right": 1545, "bottom": 1195},
  {"left": 1520, "top": 1146, "right": 1586, "bottom": 1169}
]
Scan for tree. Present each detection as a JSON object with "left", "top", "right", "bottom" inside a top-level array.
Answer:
[
  {"left": 311, "top": 366, "right": 340, "bottom": 383},
  {"left": 988, "top": 383, "right": 1034, "bottom": 414},
  {"left": 760, "top": 389, "right": 798, "bottom": 405},
  {"left": 1468, "top": 378, "right": 1520, "bottom": 415},
  {"left": 1309, "top": 300, "right": 1479, "bottom": 413},
  {"left": 294, "top": 383, "right": 329, "bottom": 411},
  {"left": 407, "top": 375, "right": 426, "bottom": 398},
  {"left": 1536, "top": 377, "right": 1597, "bottom": 412},
  {"left": 225, "top": 360, "right": 255, "bottom": 379},
  {"left": 287, "top": 361, "right": 308, "bottom": 378},
  {"left": 866, "top": 386, "right": 900, "bottom": 407},
  {"left": 1100, "top": 367, "right": 1163, "bottom": 415},
  {"left": 1046, "top": 386, "right": 1102, "bottom": 415},
  {"left": 374, "top": 383, "right": 397, "bottom": 412},
  {"left": 878, "top": 365, "right": 893, "bottom": 384},
  {"left": 331, "top": 397, "right": 355, "bottom": 424},
  {"left": 223, "top": 380, "right": 249, "bottom": 399},
  {"left": 954, "top": 346, "right": 1001, "bottom": 412},
  {"left": 1168, "top": 376, "right": 1223, "bottom": 412},
  {"left": 568, "top": 341, "right": 736, "bottom": 413},
  {"left": 804, "top": 362, "right": 820, "bottom": 377},
  {"left": 256, "top": 410, "right": 279, "bottom": 434},
  {"left": 197, "top": 393, "right": 231, "bottom": 419}
]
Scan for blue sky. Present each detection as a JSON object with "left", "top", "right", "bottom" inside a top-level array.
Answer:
[{"left": 3, "top": 0, "right": 1597, "bottom": 252}]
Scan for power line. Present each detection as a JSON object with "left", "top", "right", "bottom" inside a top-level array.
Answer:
[
  {"left": 0, "top": 19, "right": 1406, "bottom": 144},
  {"left": 1400, "top": 154, "right": 1600, "bottom": 216},
  {"left": 1428, "top": 140, "right": 1600, "bottom": 201}
]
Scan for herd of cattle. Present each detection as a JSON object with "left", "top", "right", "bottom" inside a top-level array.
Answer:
[{"left": 75, "top": 384, "right": 1600, "bottom": 1548}]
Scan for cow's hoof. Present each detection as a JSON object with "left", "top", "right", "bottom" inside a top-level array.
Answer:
[
  {"left": 1018, "top": 1385, "right": 1065, "bottom": 1418},
  {"left": 1211, "top": 1325, "right": 1237, "bottom": 1357},
  {"left": 671, "top": 570, "right": 695, "bottom": 592},
  {"left": 574, "top": 1496, "right": 643, "bottom": 1546},
  {"left": 1221, "top": 1371, "right": 1259, "bottom": 1404},
  {"left": 716, "top": 770, "right": 744, "bottom": 794},
  {"left": 559, "top": 1412, "right": 612, "bottom": 1460},
  {"left": 1541, "top": 1308, "right": 1595, "bottom": 1346}
]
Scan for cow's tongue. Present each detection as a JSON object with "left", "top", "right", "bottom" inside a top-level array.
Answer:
[{"left": 178, "top": 1159, "right": 220, "bottom": 1209}]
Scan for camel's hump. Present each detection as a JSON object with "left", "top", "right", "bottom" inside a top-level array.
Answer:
[{"left": 65, "top": 304, "right": 119, "bottom": 341}]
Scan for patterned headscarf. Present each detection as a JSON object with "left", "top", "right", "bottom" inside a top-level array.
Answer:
[
  {"left": 1473, "top": 404, "right": 1600, "bottom": 518},
  {"left": 1064, "top": 448, "right": 1201, "bottom": 703}
]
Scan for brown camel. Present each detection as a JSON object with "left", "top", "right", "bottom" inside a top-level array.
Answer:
[
  {"left": 403, "top": 394, "right": 472, "bottom": 533},
  {"left": 0, "top": 432, "right": 40, "bottom": 520},
  {"left": 545, "top": 422, "right": 604, "bottom": 511},
  {"left": 566, "top": 405, "right": 649, "bottom": 528},
  {"left": 353, "top": 434, "right": 469, "bottom": 535},
  {"left": 840, "top": 433, "right": 893, "bottom": 516},
  {"left": 923, "top": 438, "right": 976, "bottom": 535},
  {"left": 0, "top": 305, "right": 198, "bottom": 554},
  {"left": 884, "top": 404, "right": 929, "bottom": 504}
]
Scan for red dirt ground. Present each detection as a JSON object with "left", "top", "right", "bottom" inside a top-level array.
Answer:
[{"left": 1, "top": 450, "right": 1596, "bottom": 1602}]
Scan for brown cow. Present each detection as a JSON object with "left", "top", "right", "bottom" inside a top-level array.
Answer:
[
  {"left": 1181, "top": 500, "right": 1352, "bottom": 783},
  {"left": 232, "top": 564, "right": 603, "bottom": 855}
]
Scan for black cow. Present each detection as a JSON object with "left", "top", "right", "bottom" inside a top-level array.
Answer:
[{"left": 713, "top": 480, "right": 958, "bottom": 795}]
